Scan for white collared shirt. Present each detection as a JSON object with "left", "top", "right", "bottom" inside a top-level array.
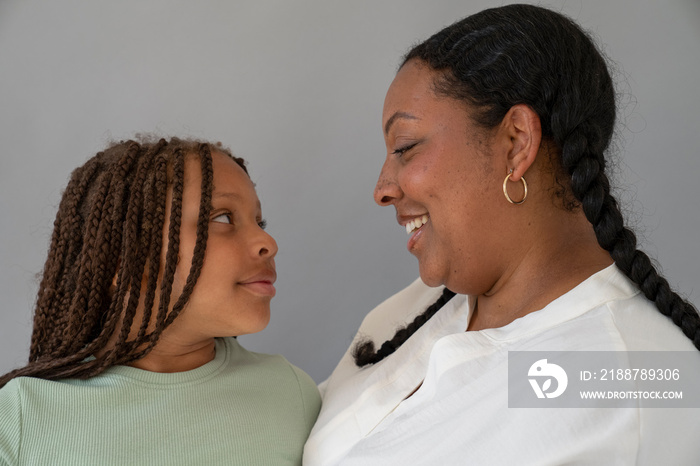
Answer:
[{"left": 303, "top": 265, "right": 700, "bottom": 465}]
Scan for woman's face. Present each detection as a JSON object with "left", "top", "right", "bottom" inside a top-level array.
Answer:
[
  {"left": 375, "top": 60, "right": 511, "bottom": 295},
  {"left": 164, "top": 150, "right": 278, "bottom": 342}
]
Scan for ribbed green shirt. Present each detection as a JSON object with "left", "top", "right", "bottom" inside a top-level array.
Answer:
[{"left": 0, "top": 338, "right": 321, "bottom": 465}]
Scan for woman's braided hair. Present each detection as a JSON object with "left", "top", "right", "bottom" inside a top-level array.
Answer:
[
  {"left": 0, "top": 137, "right": 246, "bottom": 387},
  {"left": 354, "top": 4, "right": 699, "bottom": 367}
]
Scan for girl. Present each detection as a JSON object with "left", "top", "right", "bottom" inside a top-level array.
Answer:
[{"left": 0, "top": 137, "right": 320, "bottom": 465}]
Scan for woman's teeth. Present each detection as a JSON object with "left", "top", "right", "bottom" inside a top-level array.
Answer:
[{"left": 405, "top": 215, "right": 429, "bottom": 234}]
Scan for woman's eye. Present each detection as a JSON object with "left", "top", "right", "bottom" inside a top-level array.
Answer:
[
  {"left": 392, "top": 142, "right": 417, "bottom": 156},
  {"left": 257, "top": 219, "right": 267, "bottom": 230},
  {"left": 211, "top": 213, "right": 233, "bottom": 224}
]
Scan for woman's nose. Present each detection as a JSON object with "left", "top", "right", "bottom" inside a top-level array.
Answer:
[{"left": 373, "top": 159, "right": 402, "bottom": 206}]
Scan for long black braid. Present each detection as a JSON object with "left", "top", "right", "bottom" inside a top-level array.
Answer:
[
  {"left": 354, "top": 4, "right": 699, "bottom": 367},
  {"left": 353, "top": 288, "right": 456, "bottom": 366}
]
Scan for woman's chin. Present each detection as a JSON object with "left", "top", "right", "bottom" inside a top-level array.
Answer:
[{"left": 417, "top": 263, "right": 445, "bottom": 289}]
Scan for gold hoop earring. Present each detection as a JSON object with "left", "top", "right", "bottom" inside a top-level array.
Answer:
[{"left": 503, "top": 170, "right": 528, "bottom": 205}]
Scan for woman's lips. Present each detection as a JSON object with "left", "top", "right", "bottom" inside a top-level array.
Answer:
[
  {"left": 407, "top": 222, "right": 426, "bottom": 252},
  {"left": 403, "top": 214, "right": 429, "bottom": 234},
  {"left": 399, "top": 214, "right": 429, "bottom": 252}
]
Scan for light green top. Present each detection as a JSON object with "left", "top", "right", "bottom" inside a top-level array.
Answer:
[{"left": 0, "top": 338, "right": 321, "bottom": 465}]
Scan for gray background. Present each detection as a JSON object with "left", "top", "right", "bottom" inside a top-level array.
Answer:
[{"left": 1, "top": 0, "right": 698, "bottom": 383}]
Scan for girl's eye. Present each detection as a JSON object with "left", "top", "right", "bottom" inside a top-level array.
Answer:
[
  {"left": 392, "top": 142, "right": 417, "bottom": 157},
  {"left": 211, "top": 213, "right": 233, "bottom": 224},
  {"left": 257, "top": 219, "right": 267, "bottom": 230}
]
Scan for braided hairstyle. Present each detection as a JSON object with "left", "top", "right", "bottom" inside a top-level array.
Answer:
[
  {"left": 0, "top": 137, "right": 247, "bottom": 387},
  {"left": 354, "top": 4, "right": 699, "bottom": 367}
]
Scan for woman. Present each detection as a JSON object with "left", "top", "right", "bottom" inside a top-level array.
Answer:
[
  {"left": 0, "top": 138, "right": 320, "bottom": 465},
  {"left": 304, "top": 4, "right": 700, "bottom": 465}
]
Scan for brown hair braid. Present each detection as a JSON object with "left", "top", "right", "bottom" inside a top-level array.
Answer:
[{"left": 0, "top": 137, "right": 247, "bottom": 387}]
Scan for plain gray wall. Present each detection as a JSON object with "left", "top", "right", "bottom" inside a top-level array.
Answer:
[{"left": 1, "top": 0, "right": 698, "bottom": 383}]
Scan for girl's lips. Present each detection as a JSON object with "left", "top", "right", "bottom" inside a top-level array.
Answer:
[
  {"left": 239, "top": 269, "right": 277, "bottom": 296},
  {"left": 239, "top": 281, "right": 276, "bottom": 297}
]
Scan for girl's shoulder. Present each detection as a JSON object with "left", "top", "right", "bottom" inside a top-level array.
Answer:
[
  {"left": 225, "top": 338, "right": 321, "bottom": 427},
  {"left": 0, "top": 377, "right": 30, "bottom": 464}
]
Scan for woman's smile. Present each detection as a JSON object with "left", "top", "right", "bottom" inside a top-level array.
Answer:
[{"left": 375, "top": 60, "right": 504, "bottom": 294}]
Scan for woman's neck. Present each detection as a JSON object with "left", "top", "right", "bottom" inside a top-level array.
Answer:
[{"left": 466, "top": 210, "right": 612, "bottom": 332}]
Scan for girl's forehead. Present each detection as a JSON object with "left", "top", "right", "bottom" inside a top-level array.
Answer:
[{"left": 211, "top": 153, "right": 259, "bottom": 198}]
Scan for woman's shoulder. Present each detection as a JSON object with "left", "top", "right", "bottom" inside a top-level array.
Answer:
[
  {"left": 518, "top": 265, "right": 697, "bottom": 352},
  {"left": 606, "top": 295, "right": 697, "bottom": 351},
  {"left": 597, "top": 269, "right": 698, "bottom": 352},
  {"left": 356, "top": 277, "right": 445, "bottom": 343}
]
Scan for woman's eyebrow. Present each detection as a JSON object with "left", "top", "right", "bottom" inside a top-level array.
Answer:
[{"left": 384, "top": 111, "right": 419, "bottom": 136}]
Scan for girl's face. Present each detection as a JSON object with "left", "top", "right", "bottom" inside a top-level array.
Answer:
[
  {"left": 164, "top": 150, "right": 277, "bottom": 343},
  {"left": 375, "top": 60, "right": 513, "bottom": 296}
]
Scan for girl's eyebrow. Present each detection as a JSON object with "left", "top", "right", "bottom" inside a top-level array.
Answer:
[
  {"left": 213, "top": 192, "right": 262, "bottom": 210},
  {"left": 213, "top": 192, "right": 241, "bottom": 200}
]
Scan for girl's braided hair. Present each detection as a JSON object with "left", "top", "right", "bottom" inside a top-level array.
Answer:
[
  {"left": 354, "top": 4, "right": 699, "bottom": 367},
  {"left": 0, "top": 137, "right": 246, "bottom": 387}
]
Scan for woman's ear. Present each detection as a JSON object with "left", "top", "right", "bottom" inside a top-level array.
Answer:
[{"left": 501, "top": 104, "right": 542, "bottom": 181}]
